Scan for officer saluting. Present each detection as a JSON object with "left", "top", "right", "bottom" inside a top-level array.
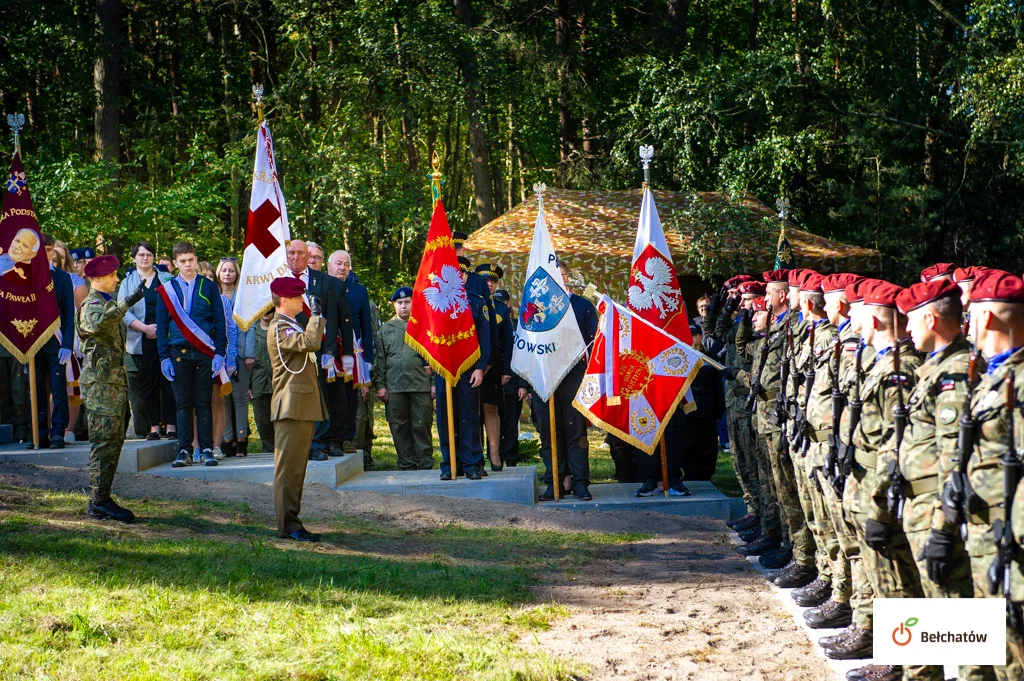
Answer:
[
  {"left": 77, "top": 255, "right": 145, "bottom": 522},
  {"left": 266, "top": 276, "right": 327, "bottom": 542}
]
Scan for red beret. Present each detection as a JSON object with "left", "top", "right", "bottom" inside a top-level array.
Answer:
[
  {"left": 270, "top": 276, "right": 306, "bottom": 298},
  {"left": 822, "top": 273, "right": 862, "bottom": 295},
  {"left": 751, "top": 296, "right": 768, "bottom": 312},
  {"left": 724, "top": 274, "right": 755, "bottom": 290},
  {"left": 920, "top": 263, "right": 956, "bottom": 282},
  {"left": 738, "top": 280, "right": 767, "bottom": 296},
  {"left": 862, "top": 280, "right": 903, "bottom": 308},
  {"left": 763, "top": 269, "right": 790, "bottom": 283},
  {"left": 953, "top": 266, "right": 987, "bottom": 284},
  {"left": 800, "top": 271, "right": 824, "bottom": 293},
  {"left": 896, "top": 279, "right": 961, "bottom": 314},
  {"left": 844, "top": 277, "right": 877, "bottom": 303},
  {"left": 83, "top": 254, "right": 119, "bottom": 278},
  {"left": 969, "top": 269, "right": 1024, "bottom": 304}
]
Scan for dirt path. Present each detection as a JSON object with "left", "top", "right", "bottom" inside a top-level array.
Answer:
[{"left": 0, "top": 462, "right": 829, "bottom": 680}]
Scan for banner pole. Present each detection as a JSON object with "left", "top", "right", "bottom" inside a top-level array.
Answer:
[
  {"left": 28, "top": 360, "right": 39, "bottom": 449},
  {"left": 660, "top": 437, "right": 670, "bottom": 498},
  {"left": 446, "top": 379, "right": 457, "bottom": 478},
  {"left": 549, "top": 398, "right": 560, "bottom": 501}
]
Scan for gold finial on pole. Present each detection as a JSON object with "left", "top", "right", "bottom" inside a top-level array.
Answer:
[
  {"left": 7, "top": 113, "right": 25, "bottom": 154},
  {"left": 639, "top": 144, "right": 654, "bottom": 189},
  {"left": 429, "top": 151, "right": 446, "bottom": 207},
  {"left": 253, "top": 84, "right": 265, "bottom": 124}
]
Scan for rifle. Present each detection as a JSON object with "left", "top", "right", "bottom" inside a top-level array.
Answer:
[
  {"left": 746, "top": 303, "right": 774, "bottom": 413},
  {"left": 800, "top": 321, "right": 817, "bottom": 455},
  {"left": 775, "top": 312, "right": 792, "bottom": 427},
  {"left": 886, "top": 325, "right": 909, "bottom": 523},
  {"left": 839, "top": 339, "right": 865, "bottom": 484},
  {"left": 944, "top": 340, "right": 980, "bottom": 540},
  {"left": 989, "top": 368, "right": 1020, "bottom": 596}
]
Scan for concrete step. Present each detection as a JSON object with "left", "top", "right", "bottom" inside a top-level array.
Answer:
[
  {"left": 338, "top": 466, "right": 538, "bottom": 505},
  {"left": 0, "top": 424, "right": 12, "bottom": 445},
  {"left": 0, "top": 438, "right": 177, "bottom": 472},
  {"left": 538, "top": 481, "right": 732, "bottom": 519},
  {"left": 144, "top": 451, "right": 363, "bottom": 487}
]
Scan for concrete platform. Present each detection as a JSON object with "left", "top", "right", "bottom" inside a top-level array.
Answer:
[
  {"left": 338, "top": 466, "right": 538, "bottom": 505},
  {"left": 0, "top": 438, "right": 179, "bottom": 473},
  {"left": 144, "top": 451, "right": 363, "bottom": 487},
  {"left": 538, "top": 480, "right": 732, "bottom": 519}
]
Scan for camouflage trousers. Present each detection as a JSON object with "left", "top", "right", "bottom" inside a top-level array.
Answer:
[
  {"left": 803, "top": 441, "right": 848, "bottom": 599},
  {"left": 760, "top": 426, "right": 814, "bottom": 566},
  {"left": 789, "top": 441, "right": 827, "bottom": 580},
  {"left": 86, "top": 396, "right": 127, "bottom": 504},
  {"left": 751, "top": 428, "right": 783, "bottom": 541},
  {"left": 971, "top": 552, "right": 1023, "bottom": 681},
  {"left": 726, "top": 406, "right": 761, "bottom": 518},
  {"left": 815, "top": 460, "right": 855, "bottom": 605}
]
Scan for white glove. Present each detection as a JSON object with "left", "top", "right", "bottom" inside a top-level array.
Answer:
[
  {"left": 321, "top": 354, "right": 335, "bottom": 370},
  {"left": 58, "top": 348, "right": 72, "bottom": 365},
  {"left": 342, "top": 355, "right": 354, "bottom": 373}
]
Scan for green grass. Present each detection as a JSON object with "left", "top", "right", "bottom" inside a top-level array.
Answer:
[{"left": 0, "top": 487, "right": 649, "bottom": 680}]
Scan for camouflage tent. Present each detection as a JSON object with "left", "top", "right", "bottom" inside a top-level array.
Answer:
[{"left": 464, "top": 188, "right": 881, "bottom": 310}]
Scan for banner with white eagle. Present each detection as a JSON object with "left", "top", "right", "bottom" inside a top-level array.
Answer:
[{"left": 233, "top": 118, "right": 291, "bottom": 331}]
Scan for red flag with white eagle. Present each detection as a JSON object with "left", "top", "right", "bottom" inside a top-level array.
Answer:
[
  {"left": 405, "top": 200, "right": 480, "bottom": 384},
  {"left": 233, "top": 119, "right": 291, "bottom": 331},
  {"left": 628, "top": 187, "right": 692, "bottom": 345},
  {"left": 573, "top": 295, "right": 703, "bottom": 454}
]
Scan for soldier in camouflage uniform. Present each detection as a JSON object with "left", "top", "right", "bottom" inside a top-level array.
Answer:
[
  {"left": 960, "top": 270, "right": 1024, "bottom": 681},
  {"left": 76, "top": 255, "right": 145, "bottom": 522}
]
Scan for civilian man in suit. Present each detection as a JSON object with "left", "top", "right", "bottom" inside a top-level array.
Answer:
[
  {"left": 28, "top": 233, "right": 76, "bottom": 449},
  {"left": 285, "top": 240, "right": 353, "bottom": 460},
  {"left": 157, "top": 241, "right": 227, "bottom": 468},
  {"left": 267, "top": 276, "right": 327, "bottom": 542}
]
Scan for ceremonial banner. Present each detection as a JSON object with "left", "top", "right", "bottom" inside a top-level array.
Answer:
[
  {"left": 234, "top": 120, "right": 291, "bottom": 331},
  {"left": 573, "top": 295, "right": 704, "bottom": 454},
  {"left": 405, "top": 200, "right": 480, "bottom": 383},
  {"left": 628, "top": 185, "right": 692, "bottom": 346},
  {"left": 510, "top": 198, "right": 586, "bottom": 402},
  {"left": 0, "top": 151, "right": 59, "bottom": 362}
]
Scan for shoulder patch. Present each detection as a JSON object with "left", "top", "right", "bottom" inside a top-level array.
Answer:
[
  {"left": 283, "top": 327, "right": 297, "bottom": 337},
  {"left": 496, "top": 313, "right": 504, "bottom": 325},
  {"left": 939, "top": 379, "right": 956, "bottom": 392},
  {"left": 939, "top": 406, "right": 959, "bottom": 425},
  {"left": 482, "top": 306, "right": 490, "bottom": 321}
]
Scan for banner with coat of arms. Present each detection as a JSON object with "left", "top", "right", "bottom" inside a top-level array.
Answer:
[
  {"left": 511, "top": 191, "right": 586, "bottom": 402},
  {"left": 573, "top": 295, "right": 704, "bottom": 454},
  {"left": 0, "top": 150, "right": 60, "bottom": 362}
]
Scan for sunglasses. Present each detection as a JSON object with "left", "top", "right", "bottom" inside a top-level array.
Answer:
[{"left": 220, "top": 257, "right": 237, "bottom": 263}]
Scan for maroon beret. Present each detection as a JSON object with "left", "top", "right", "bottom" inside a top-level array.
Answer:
[
  {"left": 862, "top": 280, "right": 904, "bottom": 308},
  {"left": 800, "top": 271, "right": 824, "bottom": 293},
  {"left": 844, "top": 277, "right": 878, "bottom": 304},
  {"left": 896, "top": 279, "right": 961, "bottom": 315},
  {"left": 763, "top": 269, "right": 790, "bottom": 283},
  {"left": 83, "top": 254, "right": 119, "bottom": 278},
  {"left": 953, "top": 266, "right": 987, "bottom": 284},
  {"left": 920, "top": 263, "right": 956, "bottom": 282},
  {"left": 738, "top": 280, "right": 767, "bottom": 296},
  {"left": 270, "top": 276, "right": 306, "bottom": 298},
  {"left": 822, "top": 273, "right": 862, "bottom": 295},
  {"left": 969, "top": 269, "right": 1024, "bottom": 303},
  {"left": 751, "top": 296, "right": 768, "bottom": 312},
  {"left": 724, "top": 274, "right": 755, "bottom": 290}
]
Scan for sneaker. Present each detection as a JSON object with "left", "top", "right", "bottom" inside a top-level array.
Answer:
[
  {"left": 635, "top": 481, "right": 659, "bottom": 497},
  {"left": 192, "top": 448, "right": 202, "bottom": 464},
  {"left": 146, "top": 432, "right": 161, "bottom": 441},
  {"left": 722, "top": 443, "right": 731, "bottom": 452},
  {"left": 668, "top": 482, "right": 691, "bottom": 497},
  {"left": 573, "top": 485, "right": 593, "bottom": 501},
  {"left": 201, "top": 449, "right": 218, "bottom": 466},
  {"left": 87, "top": 499, "right": 135, "bottom": 523},
  {"left": 64, "top": 431, "right": 77, "bottom": 444},
  {"left": 171, "top": 449, "right": 191, "bottom": 468},
  {"left": 212, "top": 447, "right": 225, "bottom": 460}
]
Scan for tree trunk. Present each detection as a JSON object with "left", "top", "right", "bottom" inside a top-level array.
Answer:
[
  {"left": 93, "top": 0, "right": 120, "bottom": 164},
  {"left": 556, "top": 0, "right": 575, "bottom": 174},
  {"left": 221, "top": 9, "right": 241, "bottom": 250},
  {"left": 394, "top": 8, "right": 419, "bottom": 174},
  {"left": 169, "top": 42, "right": 186, "bottom": 161},
  {"left": 452, "top": 0, "right": 495, "bottom": 226},
  {"left": 743, "top": 0, "right": 759, "bottom": 145},
  {"left": 667, "top": 0, "right": 689, "bottom": 50}
]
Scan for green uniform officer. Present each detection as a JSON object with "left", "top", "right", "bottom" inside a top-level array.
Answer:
[
  {"left": 76, "top": 255, "right": 145, "bottom": 522},
  {"left": 373, "top": 286, "right": 434, "bottom": 470}
]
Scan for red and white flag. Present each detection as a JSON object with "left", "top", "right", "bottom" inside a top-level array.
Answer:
[
  {"left": 573, "top": 296, "right": 703, "bottom": 454},
  {"left": 628, "top": 187, "right": 692, "bottom": 345},
  {"left": 233, "top": 120, "right": 291, "bottom": 331}
]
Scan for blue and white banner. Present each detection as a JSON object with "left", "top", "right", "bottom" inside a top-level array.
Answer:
[{"left": 511, "top": 199, "right": 585, "bottom": 402}]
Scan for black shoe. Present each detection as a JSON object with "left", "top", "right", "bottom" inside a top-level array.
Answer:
[
  {"left": 328, "top": 442, "right": 344, "bottom": 457},
  {"left": 847, "top": 665, "right": 902, "bottom": 681},
  {"left": 819, "top": 625, "right": 857, "bottom": 649},
  {"left": 287, "top": 528, "right": 320, "bottom": 542},
  {"left": 440, "top": 472, "right": 453, "bottom": 481},
  {"left": 735, "top": 537, "right": 781, "bottom": 556},
  {"left": 88, "top": 499, "right": 135, "bottom": 523},
  {"left": 50, "top": 436, "right": 66, "bottom": 449},
  {"left": 171, "top": 449, "right": 191, "bottom": 468},
  {"left": 729, "top": 514, "right": 761, "bottom": 532},
  {"left": 805, "top": 600, "right": 853, "bottom": 629},
  {"left": 573, "top": 485, "right": 593, "bottom": 501},
  {"left": 738, "top": 525, "right": 762, "bottom": 543},
  {"left": 491, "top": 464, "right": 503, "bottom": 472},
  {"left": 309, "top": 450, "right": 329, "bottom": 462},
  {"left": 824, "top": 626, "right": 873, "bottom": 660},
  {"left": 479, "top": 468, "right": 488, "bottom": 477},
  {"left": 634, "top": 481, "right": 659, "bottom": 497},
  {"left": 146, "top": 432, "right": 161, "bottom": 441},
  {"left": 222, "top": 440, "right": 236, "bottom": 457},
  {"left": 27, "top": 438, "right": 51, "bottom": 450},
  {"left": 467, "top": 469, "right": 482, "bottom": 480},
  {"left": 668, "top": 482, "right": 690, "bottom": 497},
  {"left": 758, "top": 544, "right": 793, "bottom": 569},
  {"left": 538, "top": 484, "right": 555, "bottom": 501},
  {"left": 727, "top": 513, "right": 755, "bottom": 530},
  {"left": 505, "top": 460, "right": 517, "bottom": 467},
  {"left": 792, "top": 578, "right": 832, "bottom": 607},
  {"left": 773, "top": 564, "right": 817, "bottom": 589},
  {"left": 201, "top": 449, "right": 218, "bottom": 466},
  {"left": 166, "top": 432, "right": 178, "bottom": 440}
]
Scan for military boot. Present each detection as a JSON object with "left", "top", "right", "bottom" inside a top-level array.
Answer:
[
  {"left": 847, "top": 665, "right": 902, "bottom": 681},
  {"left": 792, "top": 578, "right": 831, "bottom": 606},
  {"left": 735, "top": 536, "right": 780, "bottom": 556},
  {"left": 88, "top": 499, "right": 135, "bottom": 523},
  {"left": 773, "top": 563, "right": 817, "bottom": 588},
  {"left": 804, "top": 600, "right": 853, "bottom": 629},
  {"left": 818, "top": 625, "right": 857, "bottom": 649},
  {"left": 728, "top": 514, "right": 760, "bottom": 532},
  {"left": 824, "top": 626, "right": 872, "bottom": 659},
  {"left": 737, "top": 525, "right": 762, "bottom": 543}
]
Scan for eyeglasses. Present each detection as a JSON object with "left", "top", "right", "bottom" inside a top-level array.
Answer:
[
  {"left": 220, "top": 257, "right": 237, "bottom": 263},
  {"left": 309, "top": 254, "right": 324, "bottom": 261}
]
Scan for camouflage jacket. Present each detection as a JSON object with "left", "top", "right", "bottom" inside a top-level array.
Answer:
[
  {"left": 804, "top": 320, "right": 838, "bottom": 466},
  {"left": 76, "top": 288, "right": 132, "bottom": 416}
]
